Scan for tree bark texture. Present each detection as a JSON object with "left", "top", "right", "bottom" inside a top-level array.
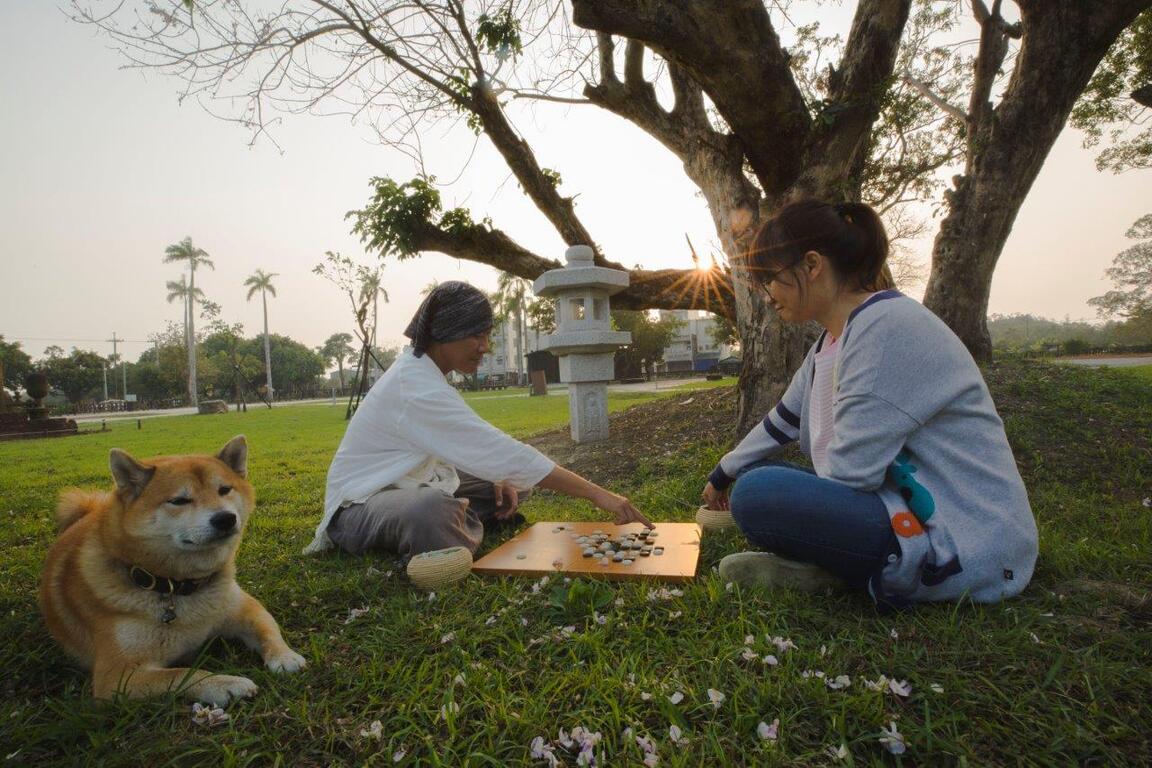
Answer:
[{"left": 923, "top": 0, "right": 1150, "bottom": 362}]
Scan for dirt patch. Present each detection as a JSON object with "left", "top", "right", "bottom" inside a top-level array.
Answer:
[{"left": 525, "top": 386, "right": 739, "bottom": 486}]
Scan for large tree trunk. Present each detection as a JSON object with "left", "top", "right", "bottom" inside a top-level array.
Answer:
[
  {"left": 573, "top": 1, "right": 911, "bottom": 436},
  {"left": 924, "top": 0, "right": 1149, "bottom": 361}
]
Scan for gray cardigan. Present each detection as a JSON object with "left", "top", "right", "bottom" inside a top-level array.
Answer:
[{"left": 710, "top": 291, "right": 1038, "bottom": 605}]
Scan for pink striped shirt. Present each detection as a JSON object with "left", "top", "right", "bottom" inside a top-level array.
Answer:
[{"left": 809, "top": 335, "right": 840, "bottom": 477}]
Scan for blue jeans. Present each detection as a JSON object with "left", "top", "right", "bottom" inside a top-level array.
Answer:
[{"left": 729, "top": 461, "right": 899, "bottom": 588}]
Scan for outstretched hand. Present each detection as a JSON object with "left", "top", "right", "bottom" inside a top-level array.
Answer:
[{"left": 596, "top": 491, "right": 654, "bottom": 528}]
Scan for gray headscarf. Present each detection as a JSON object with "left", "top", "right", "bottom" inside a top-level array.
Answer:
[{"left": 404, "top": 281, "right": 494, "bottom": 358}]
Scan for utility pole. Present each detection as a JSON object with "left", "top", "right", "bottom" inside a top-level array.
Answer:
[
  {"left": 107, "top": 332, "right": 121, "bottom": 398},
  {"left": 102, "top": 360, "right": 109, "bottom": 401}
]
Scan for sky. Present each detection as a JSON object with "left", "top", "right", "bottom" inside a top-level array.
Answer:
[{"left": 1, "top": 2, "right": 1149, "bottom": 368}]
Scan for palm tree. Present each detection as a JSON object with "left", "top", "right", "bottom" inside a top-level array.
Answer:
[
  {"left": 165, "top": 276, "right": 205, "bottom": 398},
  {"left": 359, "top": 271, "right": 389, "bottom": 351},
  {"left": 163, "top": 237, "right": 214, "bottom": 406},
  {"left": 493, "top": 271, "right": 532, "bottom": 385},
  {"left": 244, "top": 269, "right": 278, "bottom": 401}
]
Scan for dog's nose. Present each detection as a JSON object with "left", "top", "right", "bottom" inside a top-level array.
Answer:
[{"left": 209, "top": 512, "right": 237, "bottom": 532}]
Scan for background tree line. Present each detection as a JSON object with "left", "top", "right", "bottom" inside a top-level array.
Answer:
[{"left": 0, "top": 327, "right": 330, "bottom": 407}]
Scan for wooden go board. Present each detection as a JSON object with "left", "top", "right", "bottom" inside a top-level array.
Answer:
[{"left": 472, "top": 521, "right": 702, "bottom": 583}]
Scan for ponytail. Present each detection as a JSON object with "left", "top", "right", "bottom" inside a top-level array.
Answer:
[{"left": 749, "top": 200, "right": 891, "bottom": 291}]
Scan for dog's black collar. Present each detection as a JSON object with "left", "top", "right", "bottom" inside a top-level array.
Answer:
[{"left": 128, "top": 565, "right": 213, "bottom": 597}]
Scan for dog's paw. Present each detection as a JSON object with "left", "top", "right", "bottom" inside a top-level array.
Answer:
[
  {"left": 190, "top": 674, "right": 259, "bottom": 706},
  {"left": 266, "top": 648, "right": 307, "bottom": 674}
]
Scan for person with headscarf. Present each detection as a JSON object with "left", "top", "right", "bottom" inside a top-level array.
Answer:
[{"left": 303, "top": 280, "right": 651, "bottom": 562}]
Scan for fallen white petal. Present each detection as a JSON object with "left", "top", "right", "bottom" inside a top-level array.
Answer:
[
  {"left": 879, "top": 721, "right": 907, "bottom": 755},
  {"left": 668, "top": 691, "right": 684, "bottom": 705},
  {"left": 757, "top": 718, "right": 779, "bottom": 741},
  {"left": 888, "top": 678, "right": 912, "bottom": 697},
  {"left": 826, "top": 674, "right": 852, "bottom": 690},
  {"left": 826, "top": 743, "right": 849, "bottom": 761},
  {"left": 359, "top": 719, "right": 383, "bottom": 740},
  {"left": 344, "top": 606, "right": 370, "bottom": 625},
  {"left": 191, "top": 702, "right": 231, "bottom": 728},
  {"left": 707, "top": 689, "right": 726, "bottom": 708},
  {"left": 530, "top": 736, "right": 553, "bottom": 759}
]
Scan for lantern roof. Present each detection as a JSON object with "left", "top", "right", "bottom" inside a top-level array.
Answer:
[{"left": 533, "top": 245, "right": 629, "bottom": 297}]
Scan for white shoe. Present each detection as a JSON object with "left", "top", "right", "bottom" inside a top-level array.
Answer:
[{"left": 719, "top": 551, "right": 843, "bottom": 593}]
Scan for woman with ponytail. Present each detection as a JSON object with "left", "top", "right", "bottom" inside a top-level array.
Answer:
[{"left": 702, "top": 200, "right": 1037, "bottom": 608}]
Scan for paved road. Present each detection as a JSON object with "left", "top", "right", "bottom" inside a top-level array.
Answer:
[
  {"left": 68, "top": 377, "right": 713, "bottom": 424},
  {"left": 1058, "top": 356, "right": 1152, "bottom": 368}
]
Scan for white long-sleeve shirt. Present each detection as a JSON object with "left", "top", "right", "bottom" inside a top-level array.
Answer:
[{"left": 303, "top": 350, "right": 555, "bottom": 554}]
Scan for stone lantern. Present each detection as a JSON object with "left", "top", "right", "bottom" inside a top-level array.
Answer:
[{"left": 533, "top": 245, "right": 631, "bottom": 443}]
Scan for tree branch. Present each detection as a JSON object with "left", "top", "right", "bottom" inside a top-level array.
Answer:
[
  {"left": 571, "top": 0, "right": 811, "bottom": 196},
  {"left": 903, "top": 74, "right": 968, "bottom": 123},
  {"left": 796, "top": 0, "right": 913, "bottom": 199},
  {"left": 409, "top": 220, "right": 735, "bottom": 316},
  {"left": 468, "top": 80, "right": 605, "bottom": 261},
  {"left": 966, "top": 0, "right": 1015, "bottom": 162}
]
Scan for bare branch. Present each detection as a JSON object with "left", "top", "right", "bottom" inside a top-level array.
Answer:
[
  {"left": 571, "top": 0, "right": 810, "bottom": 196},
  {"left": 903, "top": 74, "right": 968, "bottom": 122}
]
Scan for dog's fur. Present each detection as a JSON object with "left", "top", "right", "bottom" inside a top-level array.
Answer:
[{"left": 38, "top": 436, "right": 305, "bottom": 705}]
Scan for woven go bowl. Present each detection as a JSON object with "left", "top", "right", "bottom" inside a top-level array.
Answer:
[{"left": 407, "top": 546, "right": 474, "bottom": 589}]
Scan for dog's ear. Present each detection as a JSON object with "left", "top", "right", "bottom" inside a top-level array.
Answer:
[
  {"left": 217, "top": 435, "right": 248, "bottom": 478},
  {"left": 110, "top": 449, "right": 155, "bottom": 499}
]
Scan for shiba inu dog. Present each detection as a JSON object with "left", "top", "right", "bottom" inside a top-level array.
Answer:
[{"left": 38, "top": 436, "right": 306, "bottom": 705}]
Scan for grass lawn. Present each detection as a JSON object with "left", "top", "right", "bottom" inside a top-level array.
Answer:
[{"left": 1, "top": 364, "right": 1148, "bottom": 765}]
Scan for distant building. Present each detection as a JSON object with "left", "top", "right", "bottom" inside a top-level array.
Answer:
[
  {"left": 657, "top": 310, "right": 734, "bottom": 373},
  {"left": 477, "top": 317, "right": 529, "bottom": 385}
]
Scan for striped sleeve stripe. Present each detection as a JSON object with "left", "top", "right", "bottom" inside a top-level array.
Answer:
[
  {"left": 708, "top": 465, "right": 735, "bottom": 491},
  {"left": 775, "top": 402, "right": 800, "bottom": 429},
  {"left": 761, "top": 417, "right": 792, "bottom": 446}
]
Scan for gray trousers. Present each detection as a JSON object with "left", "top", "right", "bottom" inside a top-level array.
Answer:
[{"left": 326, "top": 473, "right": 529, "bottom": 560}]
